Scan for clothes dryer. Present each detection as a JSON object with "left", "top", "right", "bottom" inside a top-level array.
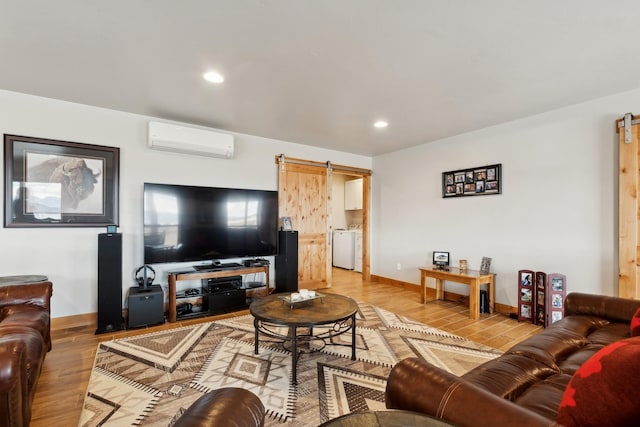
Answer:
[{"left": 332, "top": 230, "right": 356, "bottom": 270}]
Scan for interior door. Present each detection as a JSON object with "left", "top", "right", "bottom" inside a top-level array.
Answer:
[
  {"left": 277, "top": 158, "right": 331, "bottom": 290},
  {"left": 618, "top": 113, "right": 640, "bottom": 299}
]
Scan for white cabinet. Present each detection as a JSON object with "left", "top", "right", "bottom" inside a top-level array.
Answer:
[{"left": 344, "top": 178, "right": 363, "bottom": 210}]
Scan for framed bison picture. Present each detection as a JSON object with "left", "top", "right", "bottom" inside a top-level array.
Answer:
[{"left": 4, "top": 134, "right": 119, "bottom": 227}]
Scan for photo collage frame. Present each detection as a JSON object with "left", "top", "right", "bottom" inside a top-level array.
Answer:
[{"left": 442, "top": 163, "right": 502, "bottom": 198}]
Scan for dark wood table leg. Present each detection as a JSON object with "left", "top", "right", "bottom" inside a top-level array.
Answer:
[
  {"left": 291, "top": 325, "right": 297, "bottom": 384},
  {"left": 351, "top": 313, "right": 356, "bottom": 360},
  {"left": 254, "top": 318, "right": 259, "bottom": 355}
]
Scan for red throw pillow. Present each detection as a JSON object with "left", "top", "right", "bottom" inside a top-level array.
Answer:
[
  {"left": 631, "top": 306, "right": 640, "bottom": 337},
  {"left": 557, "top": 336, "right": 640, "bottom": 427}
]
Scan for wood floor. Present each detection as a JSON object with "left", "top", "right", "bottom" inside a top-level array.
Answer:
[{"left": 31, "top": 268, "right": 542, "bottom": 426}]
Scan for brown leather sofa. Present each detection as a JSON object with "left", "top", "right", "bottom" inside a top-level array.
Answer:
[
  {"left": 385, "top": 292, "right": 640, "bottom": 427},
  {"left": 0, "top": 277, "right": 53, "bottom": 427},
  {"left": 174, "top": 387, "right": 266, "bottom": 427}
]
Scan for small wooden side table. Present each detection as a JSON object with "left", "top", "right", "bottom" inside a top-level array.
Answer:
[{"left": 419, "top": 266, "right": 495, "bottom": 320}]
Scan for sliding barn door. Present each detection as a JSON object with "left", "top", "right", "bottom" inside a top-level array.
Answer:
[
  {"left": 618, "top": 113, "right": 640, "bottom": 299},
  {"left": 277, "top": 158, "right": 331, "bottom": 290}
]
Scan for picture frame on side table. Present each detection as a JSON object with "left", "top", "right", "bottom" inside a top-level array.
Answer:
[
  {"left": 442, "top": 164, "right": 502, "bottom": 198},
  {"left": 281, "top": 216, "right": 293, "bottom": 231},
  {"left": 480, "top": 256, "right": 492, "bottom": 274},
  {"left": 4, "top": 134, "right": 119, "bottom": 227}
]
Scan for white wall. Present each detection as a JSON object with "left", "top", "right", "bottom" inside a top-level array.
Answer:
[
  {"left": 0, "top": 90, "right": 372, "bottom": 318},
  {"left": 371, "top": 88, "right": 640, "bottom": 308}
]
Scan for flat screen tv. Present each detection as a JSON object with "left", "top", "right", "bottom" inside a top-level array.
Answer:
[{"left": 143, "top": 183, "right": 278, "bottom": 265}]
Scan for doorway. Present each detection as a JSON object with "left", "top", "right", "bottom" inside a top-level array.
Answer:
[
  {"left": 276, "top": 156, "right": 371, "bottom": 290},
  {"left": 332, "top": 173, "right": 364, "bottom": 273}
]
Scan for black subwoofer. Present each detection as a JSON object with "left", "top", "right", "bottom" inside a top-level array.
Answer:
[
  {"left": 96, "top": 233, "right": 124, "bottom": 334},
  {"left": 275, "top": 230, "right": 298, "bottom": 293},
  {"left": 128, "top": 285, "right": 164, "bottom": 328}
]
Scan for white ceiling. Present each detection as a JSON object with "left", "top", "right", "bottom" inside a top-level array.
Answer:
[{"left": 2, "top": 1, "right": 640, "bottom": 156}]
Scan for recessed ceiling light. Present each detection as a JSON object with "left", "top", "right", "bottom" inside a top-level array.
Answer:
[
  {"left": 373, "top": 120, "right": 388, "bottom": 128},
  {"left": 203, "top": 71, "right": 224, "bottom": 84}
]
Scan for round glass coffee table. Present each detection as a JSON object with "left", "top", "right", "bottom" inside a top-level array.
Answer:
[
  {"left": 319, "top": 410, "right": 454, "bottom": 426},
  {"left": 249, "top": 292, "right": 358, "bottom": 384}
]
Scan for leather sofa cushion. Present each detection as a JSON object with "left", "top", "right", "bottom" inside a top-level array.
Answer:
[
  {"left": 556, "top": 343, "right": 604, "bottom": 375},
  {"left": 0, "top": 328, "right": 45, "bottom": 393},
  {"left": 584, "top": 322, "right": 631, "bottom": 346},
  {"left": 0, "top": 306, "right": 51, "bottom": 350},
  {"left": 0, "top": 330, "right": 45, "bottom": 426},
  {"left": 463, "top": 354, "right": 558, "bottom": 400},
  {"left": 0, "top": 338, "right": 28, "bottom": 427},
  {"left": 512, "top": 373, "right": 570, "bottom": 420},
  {"left": 507, "top": 315, "right": 619, "bottom": 366}
]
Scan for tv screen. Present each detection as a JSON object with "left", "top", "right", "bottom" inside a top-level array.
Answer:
[{"left": 143, "top": 183, "right": 278, "bottom": 264}]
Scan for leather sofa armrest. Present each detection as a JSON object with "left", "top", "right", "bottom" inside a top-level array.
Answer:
[
  {"left": 564, "top": 292, "right": 640, "bottom": 323},
  {"left": 173, "top": 387, "right": 265, "bottom": 427},
  {"left": 385, "top": 358, "right": 555, "bottom": 427},
  {"left": 0, "top": 281, "right": 53, "bottom": 312},
  {"left": 0, "top": 339, "right": 27, "bottom": 427}
]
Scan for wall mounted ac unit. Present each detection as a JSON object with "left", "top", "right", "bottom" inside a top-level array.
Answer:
[{"left": 148, "top": 121, "right": 234, "bottom": 159}]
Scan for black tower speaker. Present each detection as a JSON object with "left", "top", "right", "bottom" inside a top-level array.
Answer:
[
  {"left": 275, "top": 230, "right": 298, "bottom": 293},
  {"left": 96, "top": 232, "right": 124, "bottom": 334}
]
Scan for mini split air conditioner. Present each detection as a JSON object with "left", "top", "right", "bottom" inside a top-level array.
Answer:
[{"left": 148, "top": 122, "right": 234, "bottom": 159}]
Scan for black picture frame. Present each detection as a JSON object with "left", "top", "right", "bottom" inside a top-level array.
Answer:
[
  {"left": 442, "top": 164, "right": 502, "bottom": 198},
  {"left": 4, "top": 134, "right": 120, "bottom": 227},
  {"left": 432, "top": 251, "right": 450, "bottom": 268},
  {"left": 480, "top": 256, "right": 492, "bottom": 274}
]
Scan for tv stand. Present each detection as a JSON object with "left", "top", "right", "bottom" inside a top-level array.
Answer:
[{"left": 167, "top": 265, "right": 270, "bottom": 322}]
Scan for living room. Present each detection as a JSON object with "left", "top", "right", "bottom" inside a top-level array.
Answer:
[
  {"left": 3, "top": 2, "right": 640, "bottom": 426},
  {"left": 1, "top": 1, "right": 638, "bottom": 323}
]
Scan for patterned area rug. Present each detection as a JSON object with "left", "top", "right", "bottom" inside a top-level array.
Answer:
[{"left": 79, "top": 301, "right": 501, "bottom": 426}]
